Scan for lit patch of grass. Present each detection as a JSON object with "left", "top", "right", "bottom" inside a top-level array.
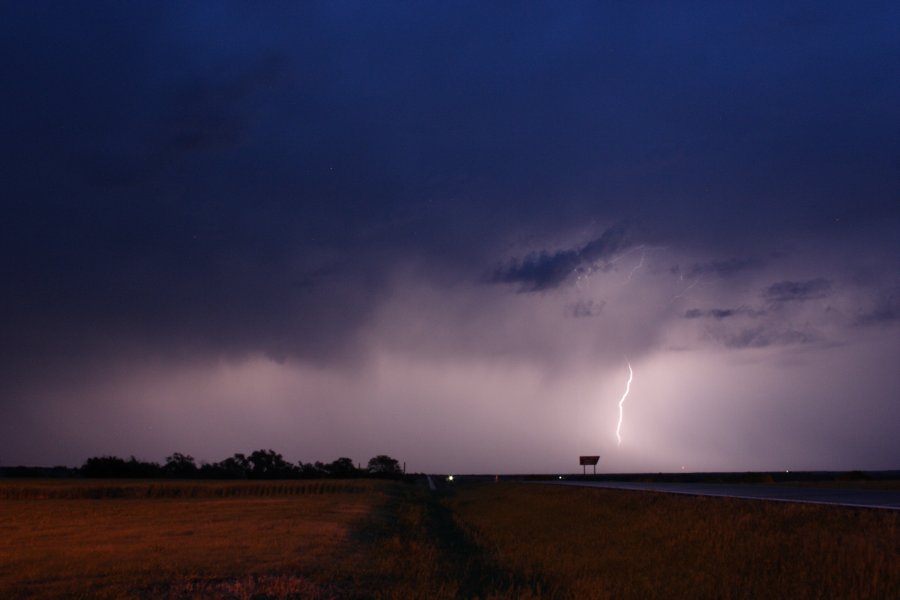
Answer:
[
  {"left": 0, "top": 479, "right": 370, "bottom": 500},
  {"left": 0, "top": 480, "right": 385, "bottom": 599},
  {"left": 446, "top": 483, "right": 900, "bottom": 600}
]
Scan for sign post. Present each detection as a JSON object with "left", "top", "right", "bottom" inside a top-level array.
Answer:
[{"left": 579, "top": 455, "right": 600, "bottom": 475}]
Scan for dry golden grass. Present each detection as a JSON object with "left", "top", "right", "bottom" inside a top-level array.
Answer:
[
  {"left": 0, "top": 480, "right": 386, "bottom": 599},
  {"left": 3, "top": 479, "right": 897, "bottom": 599},
  {"left": 0, "top": 479, "right": 369, "bottom": 500},
  {"left": 446, "top": 483, "right": 900, "bottom": 600}
]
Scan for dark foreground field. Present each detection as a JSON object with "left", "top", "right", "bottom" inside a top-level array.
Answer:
[{"left": 1, "top": 480, "right": 897, "bottom": 599}]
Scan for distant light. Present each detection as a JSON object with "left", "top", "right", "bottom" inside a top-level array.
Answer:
[
  {"left": 558, "top": 476, "right": 563, "bottom": 480},
  {"left": 785, "top": 470, "right": 790, "bottom": 473},
  {"left": 448, "top": 475, "right": 454, "bottom": 482}
]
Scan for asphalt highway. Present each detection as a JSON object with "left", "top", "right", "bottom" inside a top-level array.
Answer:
[{"left": 544, "top": 480, "right": 900, "bottom": 510}]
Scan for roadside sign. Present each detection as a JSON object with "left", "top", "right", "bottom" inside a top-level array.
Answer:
[{"left": 579, "top": 455, "right": 600, "bottom": 475}]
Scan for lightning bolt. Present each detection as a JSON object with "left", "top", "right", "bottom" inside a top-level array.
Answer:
[
  {"left": 616, "top": 359, "right": 633, "bottom": 446},
  {"left": 669, "top": 277, "right": 700, "bottom": 303},
  {"left": 625, "top": 249, "right": 645, "bottom": 282}
]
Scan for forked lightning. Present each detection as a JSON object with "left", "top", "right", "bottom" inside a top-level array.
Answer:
[{"left": 616, "top": 359, "right": 633, "bottom": 446}]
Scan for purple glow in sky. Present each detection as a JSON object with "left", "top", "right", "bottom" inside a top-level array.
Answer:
[{"left": 1, "top": 2, "right": 898, "bottom": 472}]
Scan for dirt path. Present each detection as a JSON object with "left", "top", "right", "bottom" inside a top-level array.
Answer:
[{"left": 340, "top": 482, "right": 566, "bottom": 599}]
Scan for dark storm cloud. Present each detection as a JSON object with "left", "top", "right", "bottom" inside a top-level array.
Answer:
[
  {"left": 491, "top": 225, "right": 629, "bottom": 292},
  {"left": 164, "top": 57, "right": 287, "bottom": 153},
  {"left": 684, "top": 307, "right": 765, "bottom": 320},
  {"left": 3, "top": 2, "right": 897, "bottom": 372},
  {"left": 680, "top": 257, "right": 765, "bottom": 279},
  {"left": 764, "top": 278, "right": 832, "bottom": 303},
  {"left": 566, "top": 299, "right": 605, "bottom": 318},
  {"left": 86, "top": 55, "right": 288, "bottom": 188},
  {"left": 2, "top": 2, "right": 900, "bottom": 469},
  {"left": 854, "top": 298, "right": 900, "bottom": 327},
  {"left": 685, "top": 308, "right": 737, "bottom": 319},
  {"left": 718, "top": 326, "right": 818, "bottom": 349}
]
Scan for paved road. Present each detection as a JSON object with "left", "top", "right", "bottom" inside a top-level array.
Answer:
[{"left": 544, "top": 480, "right": 900, "bottom": 510}]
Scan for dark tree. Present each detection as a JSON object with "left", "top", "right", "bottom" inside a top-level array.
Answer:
[
  {"left": 298, "top": 461, "right": 328, "bottom": 478},
  {"left": 367, "top": 455, "right": 402, "bottom": 478},
  {"left": 81, "top": 455, "right": 161, "bottom": 478},
  {"left": 247, "top": 449, "right": 296, "bottom": 479},
  {"left": 325, "top": 457, "right": 358, "bottom": 478},
  {"left": 199, "top": 454, "right": 251, "bottom": 479},
  {"left": 163, "top": 453, "right": 197, "bottom": 478}
]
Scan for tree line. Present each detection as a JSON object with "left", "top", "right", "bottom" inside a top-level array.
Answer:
[{"left": 2, "top": 451, "right": 406, "bottom": 480}]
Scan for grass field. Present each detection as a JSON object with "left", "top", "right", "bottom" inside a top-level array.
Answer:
[
  {"left": 0, "top": 480, "right": 382, "bottom": 599},
  {"left": 446, "top": 483, "right": 900, "bottom": 599},
  {"left": 1, "top": 479, "right": 897, "bottom": 599}
]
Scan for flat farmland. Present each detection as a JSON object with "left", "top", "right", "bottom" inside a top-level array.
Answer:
[
  {"left": 446, "top": 483, "right": 900, "bottom": 599},
  {"left": 1, "top": 479, "right": 898, "bottom": 599},
  {"left": 0, "top": 480, "right": 381, "bottom": 599}
]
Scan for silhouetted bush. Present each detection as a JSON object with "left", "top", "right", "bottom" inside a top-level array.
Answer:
[
  {"left": 81, "top": 456, "right": 162, "bottom": 478},
  {"left": 74, "top": 451, "right": 404, "bottom": 480},
  {"left": 367, "top": 454, "right": 403, "bottom": 478},
  {"left": 163, "top": 453, "right": 198, "bottom": 478},
  {"left": 247, "top": 449, "right": 298, "bottom": 479},
  {"left": 0, "top": 466, "right": 78, "bottom": 478}
]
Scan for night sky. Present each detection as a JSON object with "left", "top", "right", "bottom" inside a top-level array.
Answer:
[{"left": 2, "top": 2, "right": 899, "bottom": 473}]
